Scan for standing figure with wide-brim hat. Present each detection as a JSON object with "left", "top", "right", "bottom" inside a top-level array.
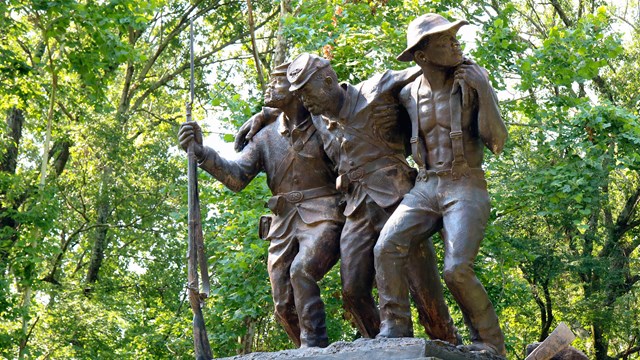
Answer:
[{"left": 374, "top": 13, "right": 508, "bottom": 356}]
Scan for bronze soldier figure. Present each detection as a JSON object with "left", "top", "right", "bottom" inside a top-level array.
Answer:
[
  {"left": 374, "top": 14, "right": 508, "bottom": 356},
  {"left": 283, "top": 53, "right": 459, "bottom": 343},
  {"left": 178, "top": 63, "right": 344, "bottom": 348}
]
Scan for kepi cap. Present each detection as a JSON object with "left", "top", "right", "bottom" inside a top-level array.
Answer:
[
  {"left": 270, "top": 61, "right": 291, "bottom": 77},
  {"left": 397, "top": 14, "right": 469, "bottom": 62},
  {"left": 287, "top": 53, "right": 330, "bottom": 91}
]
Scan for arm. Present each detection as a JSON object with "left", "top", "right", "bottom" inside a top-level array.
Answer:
[
  {"left": 399, "top": 82, "right": 413, "bottom": 106},
  {"left": 368, "top": 65, "right": 422, "bottom": 96},
  {"left": 179, "top": 121, "right": 262, "bottom": 192},
  {"left": 233, "top": 107, "right": 282, "bottom": 152},
  {"left": 476, "top": 81, "right": 507, "bottom": 154},
  {"left": 454, "top": 61, "right": 507, "bottom": 154},
  {"left": 398, "top": 83, "right": 416, "bottom": 158}
]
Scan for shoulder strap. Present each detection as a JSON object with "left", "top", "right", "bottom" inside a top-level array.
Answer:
[
  {"left": 449, "top": 80, "right": 470, "bottom": 179},
  {"left": 411, "top": 78, "right": 428, "bottom": 169}
]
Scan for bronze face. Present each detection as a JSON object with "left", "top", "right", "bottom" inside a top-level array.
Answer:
[
  {"left": 265, "top": 75, "right": 292, "bottom": 108},
  {"left": 295, "top": 74, "right": 334, "bottom": 116},
  {"left": 418, "top": 32, "right": 463, "bottom": 68}
]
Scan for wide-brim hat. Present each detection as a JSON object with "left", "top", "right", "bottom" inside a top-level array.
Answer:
[{"left": 397, "top": 14, "right": 469, "bottom": 62}]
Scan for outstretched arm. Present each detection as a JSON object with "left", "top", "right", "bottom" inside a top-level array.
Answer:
[
  {"left": 179, "top": 121, "right": 262, "bottom": 192},
  {"left": 369, "top": 65, "right": 422, "bottom": 96}
]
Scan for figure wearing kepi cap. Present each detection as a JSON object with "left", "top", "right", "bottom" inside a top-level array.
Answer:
[
  {"left": 179, "top": 63, "right": 344, "bottom": 348},
  {"left": 285, "top": 53, "right": 460, "bottom": 344},
  {"left": 374, "top": 14, "right": 508, "bottom": 356}
]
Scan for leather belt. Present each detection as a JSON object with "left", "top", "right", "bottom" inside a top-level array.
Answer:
[
  {"left": 345, "top": 154, "right": 406, "bottom": 181},
  {"left": 276, "top": 186, "right": 339, "bottom": 204},
  {"left": 417, "top": 167, "right": 484, "bottom": 182},
  {"left": 267, "top": 186, "right": 339, "bottom": 215}
]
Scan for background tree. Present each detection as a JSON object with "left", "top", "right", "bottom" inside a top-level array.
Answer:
[{"left": 1, "top": 0, "right": 639, "bottom": 359}]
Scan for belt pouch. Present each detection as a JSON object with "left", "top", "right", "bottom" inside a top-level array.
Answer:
[{"left": 258, "top": 215, "right": 272, "bottom": 240}]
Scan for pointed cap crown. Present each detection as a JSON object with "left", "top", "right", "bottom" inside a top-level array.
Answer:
[{"left": 270, "top": 61, "right": 291, "bottom": 77}]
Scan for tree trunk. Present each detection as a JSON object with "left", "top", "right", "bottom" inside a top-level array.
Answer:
[
  {"left": 48, "top": 139, "right": 71, "bottom": 177},
  {"left": 0, "top": 107, "right": 24, "bottom": 269},
  {"left": 593, "top": 321, "right": 611, "bottom": 360},
  {"left": 1, "top": 107, "right": 24, "bottom": 174},
  {"left": 85, "top": 165, "right": 112, "bottom": 284},
  {"left": 246, "top": 0, "right": 265, "bottom": 92},
  {"left": 272, "top": 0, "right": 291, "bottom": 68},
  {"left": 239, "top": 316, "right": 256, "bottom": 355},
  {"left": 540, "top": 280, "right": 554, "bottom": 341}
]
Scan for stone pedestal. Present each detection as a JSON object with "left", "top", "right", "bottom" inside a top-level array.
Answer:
[{"left": 218, "top": 338, "right": 506, "bottom": 360}]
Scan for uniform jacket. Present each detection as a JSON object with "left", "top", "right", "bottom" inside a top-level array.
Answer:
[
  {"left": 313, "top": 66, "right": 422, "bottom": 216},
  {"left": 198, "top": 113, "right": 344, "bottom": 238}
]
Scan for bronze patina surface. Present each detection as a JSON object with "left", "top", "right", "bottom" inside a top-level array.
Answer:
[
  {"left": 179, "top": 63, "right": 344, "bottom": 348},
  {"left": 374, "top": 13, "right": 508, "bottom": 356},
  {"left": 285, "top": 53, "right": 458, "bottom": 342}
]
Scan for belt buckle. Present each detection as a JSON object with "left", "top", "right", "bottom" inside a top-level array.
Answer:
[
  {"left": 348, "top": 167, "right": 364, "bottom": 181},
  {"left": 286, "top": 191, "right": 303, "bottom": 203}
]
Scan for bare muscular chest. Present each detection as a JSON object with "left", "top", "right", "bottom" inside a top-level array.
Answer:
[{"left": 417, "top": 87, "right": 453, "bottom": 135}]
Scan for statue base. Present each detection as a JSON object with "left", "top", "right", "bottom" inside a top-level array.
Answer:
[{"left": 218, "top": 338, "right": 506, "bottom": 360}]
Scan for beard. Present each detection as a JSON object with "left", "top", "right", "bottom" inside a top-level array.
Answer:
[
  {"left": 264, "top": 91, "right": 288, "bottom": 107},
  {"left": 303, "top": 87, "right": 332, "bottom": 115}
]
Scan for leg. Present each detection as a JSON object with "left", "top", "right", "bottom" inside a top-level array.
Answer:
[
  {"left": 374, "top": 184, "right": 443, "bottom": 338},
  {"left": 340, "top": 198, "right": 388, "bottom": 338},
  {"left": 440, "top": 178, "right": 505, "bottom": 356},
  {"left": 290, "top": 221, "right": 341, "bottom": 347},
  {"left": 267, "top": 236, "right": 301, "bottom": 347},
  {"left": 408, "top": 238, "right": 460, "bottom": 344}
]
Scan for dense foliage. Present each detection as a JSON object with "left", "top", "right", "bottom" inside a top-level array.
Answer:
[{"left": 1, "top": 0, "right": 638, "bottom": 359}]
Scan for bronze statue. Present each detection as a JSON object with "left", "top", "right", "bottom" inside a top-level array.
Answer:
[
  {"left": 283, "top": 53, "right": 458, "bottom": 343},
  {"left": 374, "top": 14, "right": 508, "bottom": 356},
  {"left": 178, "top": 63, "right": 344, "bottom": 348}
]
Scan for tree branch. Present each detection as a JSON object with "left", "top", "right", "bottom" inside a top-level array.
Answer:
[
  {"left": 117, "top": 27, "right": 137, "bottom": 120},
  {"left": 612, "top": 14, "right": 639, "bottom": 33},
  {"left": 43, "top": 223, "right": 88, "bottom": 285},
  {"left": 592, "top": 75, "right": 616, "bottom": 104},
  {"left": 550, "top": 0, "right": 573, "bottom": 27},
  {"left": 246, "top": 0, "right": 265, "bottom": 92},
  {"left": 129, "top": 0, "right": 204, "bottom": 98},
  {"left": 615, "top": 344, "right": 640, "bottom": 359},
  {"left": 128, "top": 9, "right": 279, "bottom": 115},
  {"left": 57, "top": 101, "right": 78, "bottom": 122},
  {"left": 614, "top": 185, "right": 640, "bottom": 239}
]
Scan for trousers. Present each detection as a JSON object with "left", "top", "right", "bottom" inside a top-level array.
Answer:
[
  {"left": 268, "top": 216, "right": 341, "bottom": 347},
  {"left": 375, "top": 169, "right": 505, "bottom": 354}
]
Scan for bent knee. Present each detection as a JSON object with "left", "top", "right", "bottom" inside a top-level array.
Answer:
[
  {"left": 443, "top": 261, "right": 475, "bottom": 288},
  {"left": 290, "top": 260, "right": 317, "bottom": 284},
  {"left": 374, "top": 233, "right": 409, "bottom": 259}
]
